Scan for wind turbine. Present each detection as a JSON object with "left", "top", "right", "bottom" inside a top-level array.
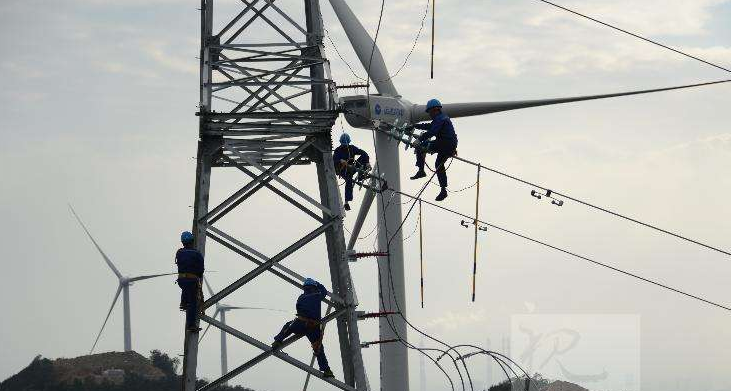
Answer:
[
  {"left": 419, "top": 336, "right": 427, "bottom": 391},
  {"left": 324, "top": 2, "right": 729, "bottom": 390},
  {"left": 198, "top": 276, "right": 286, "bottom": 380},
  {"left": 69, "top": 205, "right": 177, "bottom": 353}
]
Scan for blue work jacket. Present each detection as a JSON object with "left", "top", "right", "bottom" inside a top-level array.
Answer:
[
  {"left": 175, "top": 247, "right": 204, "bottom": 278},
  {"left": 333, "top": 145, "right": 369, "bottom": 166},
  {"left": 296, "top": 282, "right": 328, "bottom": 320},
  {"left": 414, "top": 112, "right": 457, "bottom": 143}
]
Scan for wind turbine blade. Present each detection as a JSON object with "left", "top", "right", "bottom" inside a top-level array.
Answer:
[
  {"left": 198, "top": 309, "right": 219, "bottom": 343},
  {"left": 202, "top": 276, "right": 215, "bottom": 297},
  {"left": 411, "top": 79, "right": 731, "bottom": 122},
  {"left": 90, "top": 284, "right": 123, "bottom": 354},
  {"left": 328, "top": 0, "right": 399, "bottom": 97},
  {"left": 128, "top": 272, "right": 178, "bottom": 282},
  {"left": 68, "top": 204, "right": 123, "bottom": 279}
]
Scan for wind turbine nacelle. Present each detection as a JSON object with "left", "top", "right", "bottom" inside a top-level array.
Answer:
[{"left": 340, "top": 95, "right": 414, "bottom": 129}]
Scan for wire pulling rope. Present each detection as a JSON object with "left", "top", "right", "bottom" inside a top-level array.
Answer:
[{"left": 362, "top": 3, "right": 473, "bottom": 390}]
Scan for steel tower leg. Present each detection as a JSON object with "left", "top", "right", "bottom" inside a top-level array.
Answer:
[
  {"left": 122, "top": 284, "right": 132, "bottom": 352},
  {"left": 182, "top": 137, "right": 218, "bottom": 391},
  {"left": 182, "top": 0, "right": 215, "bottom": 388},
  {"left": 307, "top": 2, "right": 368, "bottom": 388}
]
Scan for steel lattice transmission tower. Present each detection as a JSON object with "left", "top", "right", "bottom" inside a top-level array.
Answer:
[{"left": 181, "top": 1, "right": 369, "bottom": 390}]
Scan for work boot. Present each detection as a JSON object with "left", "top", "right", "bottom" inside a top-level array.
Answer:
[
  {"left": 322, "top": 368, "right": 334, "bottom": 378},
  {"left": 271, "top": 340, "right": 284, "bottom": 350},
  {"left": 410, "top": 170, "right": 427, "bottom": 180},
  {"left": 344, "top": 203, "right": 351, "bottom": 211},
  {"left": 435, "top": 187, "right": 448, "bottom": 201}
]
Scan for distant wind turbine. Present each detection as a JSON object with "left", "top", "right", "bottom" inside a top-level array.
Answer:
[
  {"left": 69, "top": 204, "right": 177, "bottom": 354},
  {"left": 199, "top": 276, "right": 287, "bottom": 379}
]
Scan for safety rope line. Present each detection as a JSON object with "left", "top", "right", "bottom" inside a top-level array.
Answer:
[
  {"left": 419, "top": 199, "right": 425, "bottom": 308},
  {"left": 430, "top": 0, "right": 436, "bottom": 79},
  {"left": 357, "top": 4, "right": 473, "bottom": 389},
  {"left": 471, "top": 165, "right": 481, "bottom": 302}
]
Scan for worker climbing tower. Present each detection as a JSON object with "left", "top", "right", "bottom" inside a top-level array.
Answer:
[{"left": 182, "top": 1, "right": 368, "bottom": 390}]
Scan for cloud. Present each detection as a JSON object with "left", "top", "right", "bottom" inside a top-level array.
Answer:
[
  {"left": 347, "top": 0, "right": 731, "bottom": 79},
  {"left": 643, "top": 133, "right": 731, "bottom": 166},
  {"left": 425, "top": 309, "right": 487, "bottom": 331},
  {"left": 526, "top": 0, "right": 731, "bottom": 37},
  {"left": 1, "top": 61, "right": 45, "bottom": 79},
  {"left": 94, "top": 61, "right": 159, "bottom": 78},
  {"left": 142, "top": 41, "right": 198, "bottom": 75}
]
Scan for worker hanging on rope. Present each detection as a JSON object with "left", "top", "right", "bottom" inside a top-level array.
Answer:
[
  {"left": 272, "top": 278, "right": 335, "bottom": 378},
  {"left": 175, "top": 231, "right": 204, "bottom": 332},
  {"left": 410, "top": 98, "right": 458, "bottom": 201},
  {"left": 333, "top": 132, "right": 371, "bottom": 211}
]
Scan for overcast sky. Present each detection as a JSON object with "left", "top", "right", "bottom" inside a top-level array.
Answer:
[{"left": 1, "top": 1, "right": 730, "bottom": 391}]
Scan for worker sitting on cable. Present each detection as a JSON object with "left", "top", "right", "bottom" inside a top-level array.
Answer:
[
  {"left": 333, "top": 133, "right": 371, "bottom": 211},
  {"left": 272, "top": 278, "right": 334, "bottom": 378},
  {"left": 410, "top": 98, "right": 458, "bottom": 201},
  {"left": 176, "top": 231, "right": 204, "bottom": 332}
]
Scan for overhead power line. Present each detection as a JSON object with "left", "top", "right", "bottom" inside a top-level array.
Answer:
[
  {"left": 534, "top": 0, "right": 731, "bottom": 74},
  {"left": 391, "top": 188, "right": 731, "bottom": 313},
  {"left": 473, "top": 162, "right": 731, "bottom": 257}
]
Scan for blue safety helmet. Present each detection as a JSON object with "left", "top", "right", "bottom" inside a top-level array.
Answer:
[
  {"left": 339, "top": 133, "right": 351, "bottom": 145},
  {"left": 181, "top": 231, "right": 194, "bottom": 244},
  {"left": 425, "top": 98, "right": 442, "bottom": 112},
  {"left": 303, "top": 278, "right": 318, "bottom": 287}
]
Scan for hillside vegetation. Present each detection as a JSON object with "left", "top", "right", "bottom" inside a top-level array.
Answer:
[{"left": 0, "top": 350, "right": 254, "bottom": 391}]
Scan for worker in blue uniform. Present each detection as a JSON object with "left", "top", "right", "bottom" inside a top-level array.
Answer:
[
  {"left": 410, "top": 98, "right": 458, "bottom": 201},
  {"left": 176, "top": 231, "right": 204, "bottom": 332},
  {"left": 272, "top": 278, "right": 334, "bottom": 378},
  {"left": 332, "top": 133, "right": 370, "bottom": 211}
]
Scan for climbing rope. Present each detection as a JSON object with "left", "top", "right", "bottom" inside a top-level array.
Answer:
[
  {"left": 419, "top": 199, "right": 425, "bottom": 308},
  {"left": 471, "top": 166, "right": 482, "bottom": 302}
]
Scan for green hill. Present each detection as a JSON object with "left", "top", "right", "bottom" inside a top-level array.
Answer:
[{"left": 0, "top": 350, "right": 254, "bottom": 391}]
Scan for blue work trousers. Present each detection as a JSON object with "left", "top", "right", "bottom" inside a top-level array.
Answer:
[
  {"left": 274, "top": 318, "right": 330, "bottom": 371},
  {"left": 178, "top": 278, "right": 200, "bottom": 330},
  {"left": 415, "top": 138, "right": 457, "bottom": 188},
  {"left": 339, "top": 155, "right": 370, "bottom": 202}
]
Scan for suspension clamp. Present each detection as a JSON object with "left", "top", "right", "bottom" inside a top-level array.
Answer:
[
  {"left": 531, "top": 189, "right": 564, "bottom": 206},
  {"left": 360, "top": 338, "right": 400, "bottom": 348}
]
